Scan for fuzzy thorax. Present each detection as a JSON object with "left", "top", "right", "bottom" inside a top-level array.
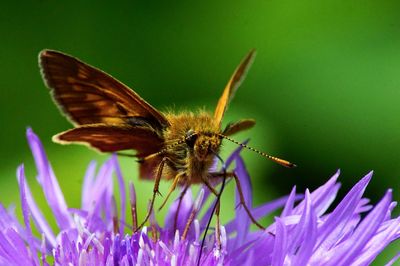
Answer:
[{"left": 162, "top": 111, "right": 222, "bottom": 183}]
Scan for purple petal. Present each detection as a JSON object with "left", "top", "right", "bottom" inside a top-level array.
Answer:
[
  {"left": 40, "top": 234, "right": 50, "bottom": 266},
  {"left": 164, "top": 187, "right": 193, "bottom": 233},
  {"left": 112, "top": 155, "right": 126, "bottom": 236},
  {"left": 86, "top": 158, "right": 114, "bottom": 231},
  {"left": 199, "top": 146, "right": 247, "bottom": 234},
  {"left": 17, "top": 165, "right": 39, "bottom": 266},
  {"left": 0, "top": 228, "right": 32, "bottom": 265},
  {"left": 225, "top": 193, "right": 299, "bottom": 234},
  {"left": 292, "top": 190, "right": 317, "bottom": 266},
  {"left": 1, "top": 129, "right": 399, "bottom": 266},
  {"left": 17, "top": 165, "right": 57, "bottom": 247},
  {"left": 313, "top": 171, "right": 372, "bottom": 256},
  {"left": 199, "top": 197, "right": 218, "bottom": 232},
  {"left": 288, "top": 189, "right": 309, "bottom": 253},
  {"left": 129, "top": 182, "right": 136, "bottom": 207},
  {"left": 281, "top": 186, "right": 298, "bottom": 217},
  {"left": 355, "top": 198, "right": 373, "bottom": 214},
  {"left": 252, "top": 193, "right": 303, "bottom": 220},
  {"left": 81, "top": 161, "right": 97, "bottom": 210},
  {"left": 196, "top": 144, "right": 247, "bottom": 233},
  {"left": 293, "top": 169, "right": 340, "bottom": 217},
  {"left": 26, "top": 128, "right": 73, "bottom": 230},
  {"left": 0, "top": 204, "right": 25, "bottom": 242},
  {"left": 325, "top": 189, "right": 392, "bottom": 266},
  {"left": 232, "top": 157, "right": 251, "bottom": 249},
  {"left": 271, "top": 217, "right": 288, "bottom": 266},
  {"left": 104, "top": 168, "right": 115, "bottom": 226},
  {"left": 225, "top": 140, "right": 248, "bottom": 168},
  {"left": 240, "top": 231, "right": 274, "bottom": 265},
  {"left": 352, "top": 217, "right": 400, "bottom": 265},
  {"left": 5, "top": 228, "right": 34, "bottom": 265}
]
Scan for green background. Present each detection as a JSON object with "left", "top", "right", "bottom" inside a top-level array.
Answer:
[{"left": 0, "top": 1, "right": 399, "bottom": 263}]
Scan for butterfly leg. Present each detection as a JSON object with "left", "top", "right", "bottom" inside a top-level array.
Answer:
[
  {"left": 135, "top": 157, "right": 168, "bottom": 232},
  {"left": 210, "top": 172, "right": 265, "bottom": 230},
  {"left": 138, "top": 151, "right": 164, "bottom": 163},
  {"left": 215, "top": 200, "right": 223, "bottom": 250},
  {"left": 200, "top": 176, "right": 219, "bottom": 196},
  {"left": 158, "top": 172, "right": 185, "bottom": 212},
  {"left": 174, "top": 184, "right": 190, "bottom": 231},
  {"left": 181, "top": 189, "right": 200, "bottom": 240}
]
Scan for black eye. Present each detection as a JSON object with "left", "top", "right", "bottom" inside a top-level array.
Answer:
[{"left": 185, "top": 130, "right": 197, "bottom": 148}]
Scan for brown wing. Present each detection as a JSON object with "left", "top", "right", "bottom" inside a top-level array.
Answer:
[
  {"left": 223, "top": 119, "right": 256, "bottom": 136},
  {"left": 139, "top": 157, "right": 162, "bottom": 180},
  {"left": 214, "top": 49, "right": 256, "bottom": 127},
  {"left": 39, "top": 50, "right": 170, "bottom": 128},
  {"left": 54, "top": 124, "right": 163, "bottom": 154}
]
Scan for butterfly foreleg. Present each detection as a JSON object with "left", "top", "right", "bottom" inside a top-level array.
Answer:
[
  {"left": 215, "top": 201, "right": 222, "bottom": 250},
  {"left": 158, "top": 172, "right": 185, "bottom": 212},
  {"left": 135, "top": 156, "right": 168, "bottom": 232},
  {"left": 200, "top": 176, "right": 219, "bottom": 196}
]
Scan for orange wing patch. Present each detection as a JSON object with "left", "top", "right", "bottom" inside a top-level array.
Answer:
[{"left": 214, "top": 50, "right": 256, "bottom": 127}]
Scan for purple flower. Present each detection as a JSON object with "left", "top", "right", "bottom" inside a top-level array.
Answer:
[{"left": 0, "top": 128, "right": 399, "bottom": 265}]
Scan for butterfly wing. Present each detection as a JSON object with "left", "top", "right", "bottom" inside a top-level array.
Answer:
[
  {"left": 223, "top": 119, "right": 256, "bottom": 136},
  {"left": 39, "top": 50, "right": 170, "bottom": 128},
  {"left": 54, "top": 124, "right": 163, "bottom": 153},
  {"left": 55, "top": 124, "right": 163, "bottom": 179},
  {"left": 214, "top": 50, "right": 256, "bottom": 127}
]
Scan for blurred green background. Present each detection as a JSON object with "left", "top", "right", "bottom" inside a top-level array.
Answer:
[{"left": 0, "top": 0, "right": 399, "bottom": 263}]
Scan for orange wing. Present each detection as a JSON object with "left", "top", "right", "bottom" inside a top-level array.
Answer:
[
  {"left": 54, "top": 124, "right": 163, "bottom": 154},
  {"left": 39, "top": 50, "right": 170, "bottom": 128},
  {"left": 55, "top": 124, "right": 164, "bottom": 179},
  {"left": 214, "top": 50, "right": 256, "bottom": 127}
]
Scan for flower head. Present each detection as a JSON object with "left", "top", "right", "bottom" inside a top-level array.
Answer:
[{"left": 0, "top": 128, "right": 399, "bottom": 265}]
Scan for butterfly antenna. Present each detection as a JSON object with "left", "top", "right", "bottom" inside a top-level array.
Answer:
[
  {"left": 116, "top": 152, "right": 138, "bottom": 158},
  {"left": 135, "top": 137, "right": 192, "bottom": 163},
  {"left": 218, "top": 134, "right": 297, "bottom": 168}
]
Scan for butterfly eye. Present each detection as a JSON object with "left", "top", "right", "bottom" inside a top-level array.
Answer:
[{"left": 185, "top": 130, "right": 198, "bottom": 148}]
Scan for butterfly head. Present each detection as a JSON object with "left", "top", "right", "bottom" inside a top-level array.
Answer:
[{"left": 185, "top": 130, "right": 221, "bottom": 161}]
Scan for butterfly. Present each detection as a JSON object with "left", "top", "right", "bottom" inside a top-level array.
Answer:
[{"left": 39, "top": 49, "right": 295, "bottom": 232}]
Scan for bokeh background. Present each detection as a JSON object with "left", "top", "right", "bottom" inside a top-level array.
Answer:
[{"left": 0, "top": 1, "right": 399, "bottom": 263}]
